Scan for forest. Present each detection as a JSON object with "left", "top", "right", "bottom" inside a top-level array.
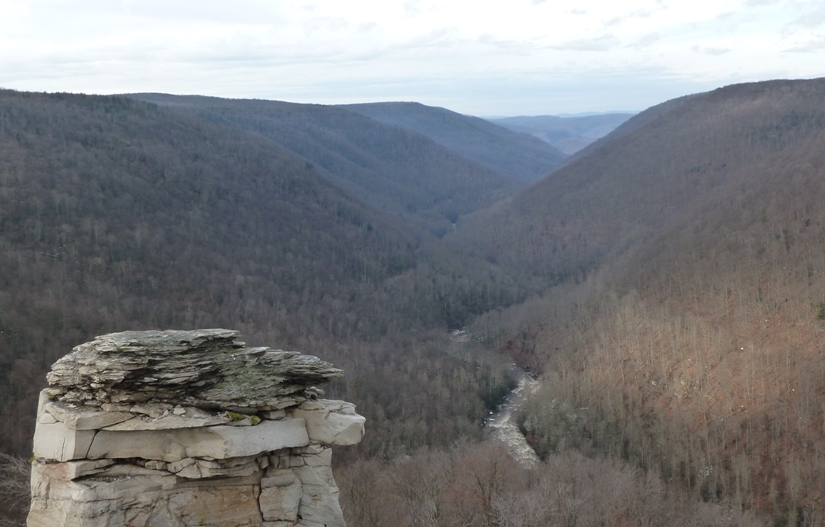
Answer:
[{"left": 2, "top": 78, "right": 825, "bottom": 526}]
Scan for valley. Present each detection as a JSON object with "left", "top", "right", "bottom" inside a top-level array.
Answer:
[{"left": 2, "top": 78, "right": 825, "bottom": 526}]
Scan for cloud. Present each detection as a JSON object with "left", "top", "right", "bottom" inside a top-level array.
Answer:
[
  {"left": 789, "top": 4, "right": 825, "bottom": 29},
  {"left": 629, "top": 32, "right": 661, "bottom": 49},
  {"left": 606, "top": 8, "right": 654, "bottom": 27},
  {"left": 476, "top": 34, "right": 531, "bottom": 52},
  {"left": 703, "top": 47, "right": 732, "bottom": 55},
  {"left": 784, "top": 36, "right": 825, "bottom": 52},
  {"left": 744, "top": 0, "right": 780, "bottom": 6},
  {"left": 690, "top": 45, "right": 732, "bottom": 56},
  {"left": 551, "top": 34, "right": 619, "bottom": 52}
]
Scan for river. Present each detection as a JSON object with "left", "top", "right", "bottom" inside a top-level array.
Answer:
[
  {"left": 448, "top": 329, "right": 541, "bottom": 468},
  {"left": 484, "top": 369, "right": 540, "bottom": 468}
]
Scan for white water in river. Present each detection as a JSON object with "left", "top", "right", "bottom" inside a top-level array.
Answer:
[
  {"left": 447, "top": 329, "right": 541, "bottom": 468},
  {"left": 485, "top": 372, "right": 540, "bottom": 468}
]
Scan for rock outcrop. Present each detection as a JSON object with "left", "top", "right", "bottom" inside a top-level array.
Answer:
[{"left": 27, "top": 329, "right": 365, "bottom": 527}]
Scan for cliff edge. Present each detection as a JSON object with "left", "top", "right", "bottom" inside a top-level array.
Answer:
[{"left": 27, "top": 329, "right": 365, "bottom": 527}]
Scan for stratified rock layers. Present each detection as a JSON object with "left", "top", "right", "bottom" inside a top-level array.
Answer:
[{"left": 27, "top": 329, "right": 365, "bottom": 527}]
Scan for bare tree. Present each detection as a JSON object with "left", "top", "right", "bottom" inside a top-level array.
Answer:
[{"left": 0, "top": 453, "right": 30, "bottom": 527}]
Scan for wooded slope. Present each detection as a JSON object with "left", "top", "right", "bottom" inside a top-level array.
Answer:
[
  {"left": 453, "top": 79, "right": 825, "bottom": 293},
  {"left": 128, "top": 94, "right": 523, "bottom": 237},
  {"left": 0, "top": 90, "right": 513, "bottom": 470},
  {"left": 461, "top": 78, "right": 825, "bottom": 525}
]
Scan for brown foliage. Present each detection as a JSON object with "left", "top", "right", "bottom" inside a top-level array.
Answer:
[
  {"left": 337, "top": 442, "right": 766, "bottom": 527},
  {"left": 518, "top": 150, "right": 825, "bottom": 523}
]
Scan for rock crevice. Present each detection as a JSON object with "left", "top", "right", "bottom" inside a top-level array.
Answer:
[{"left": 28, "top": 329, "right": 364, "bottom": 527}]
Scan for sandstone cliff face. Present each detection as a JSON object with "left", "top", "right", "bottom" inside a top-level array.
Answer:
[{"left": 27, "top": 329, "right": 365, "bottom": 527}]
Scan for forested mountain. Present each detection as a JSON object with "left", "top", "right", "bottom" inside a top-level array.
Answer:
[
  {"left": 456, "top": 78, "right": 825, "bottom": 524},
  {"left": 0, "top": 88, "right": 517, "bottom": 499},
  {"left": 490, "top": 112, "right": 634, "bottom": 154},
  {"left": 341, "top": 101, "right": 567, "bottom": 182},
  {"left": 127, "top": 94, "right": 522, "bottom": 236},
  {"left": 452, "top": 80, "right": 825, "bottom": 292}
]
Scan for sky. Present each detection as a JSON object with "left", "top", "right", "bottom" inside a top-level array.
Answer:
[{"left": 1, "top": 0, "right": 824, "bottom": 116}]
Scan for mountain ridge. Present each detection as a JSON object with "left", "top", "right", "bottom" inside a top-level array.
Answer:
[
  {"left": 490, "top": 112, "right": 634, "bottom": 154},
  {"left": 127, "top": 94, "right": 528, "bottom": 237},
  {"left": 341, "top": 101, "right": 567, "bottom": 182}
]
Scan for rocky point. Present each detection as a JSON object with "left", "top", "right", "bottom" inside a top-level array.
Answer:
[{"left": 27, "top": 329, "right": 365, "bottom": 527}]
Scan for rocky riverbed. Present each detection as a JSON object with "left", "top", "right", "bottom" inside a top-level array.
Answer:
[{"left": 485, "top": 370, "right": 540, "bottom": 467}]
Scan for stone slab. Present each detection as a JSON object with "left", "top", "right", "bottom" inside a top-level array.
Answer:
[
  {"left": 260, "top": 470, "right": 302, "bottom": 522},
  {"left": 28, "top": 479, "right": 263, "bottom": 527},
  {"left": 44, "top": 400, "right": 134, "bottom": 430},
  {"left": 102, "top": 412, "right": 229, "bottom": 431},
  {"left": 32, "top": 420, "right": 97, "bottom": 462},
  {"left": 86, "top": 418, "right": 309, "bottom": 462},
  {"left": 35, "top": 459, "right": 115, "bottom": 481},
  {"left": 292, "top": 400, "right": 365, "bottom": 446}
]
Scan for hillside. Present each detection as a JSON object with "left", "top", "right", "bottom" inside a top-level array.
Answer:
[
  {"left": 452, "top": 80, "right": 825, "bottom": 292},
  {"left": 0, "top": 89, "right": 513, "bottom": 478},
  {"left": 490, "top": 112, "right": 634, "bottom": 154},
  {"left": 127, "top": 94, "right": 522, "bottom": 236},
  {"left": 458, "top": 78, "right": 825, "bottom": 524},
  {"left": 342, "top": 101, "right": 567, "bottom": 182}
]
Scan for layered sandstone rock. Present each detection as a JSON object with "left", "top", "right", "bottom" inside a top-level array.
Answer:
[{"left": 28, "top": 329, "right": 365, "bottom": 527}]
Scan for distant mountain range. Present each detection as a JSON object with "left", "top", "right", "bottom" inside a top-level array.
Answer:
[
  {"left": 128, "top": 95, "right": 559, "bottom": 236},
  {"left": 341, "top": 101, "right": 568, "bottom": 181},
  {"left": 489, "top": 112, "right": 634, "bottom": 154}
]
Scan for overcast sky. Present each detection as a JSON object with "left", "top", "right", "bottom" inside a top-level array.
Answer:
[{"left": 1, "top": 0, "right": 823, "bottom": 116}]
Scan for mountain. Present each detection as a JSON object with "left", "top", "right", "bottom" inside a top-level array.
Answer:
[
  {"left": 0, "top": 89, "right": 511, "bottom": 472},
  {"left": 458, "top": 78, "right": 825, "bottom": 521},
  {"left": 453, "top": 80, "right": 825, "bottom": 289},
  {"left": 127, "top": 94, "right": 522, "bottom": 237},
  {"left": 341, "top": 101, "right": 567, "bottom": 182},
  {"left": 490, "top": 112, "right": 634, "bottom": 154}
]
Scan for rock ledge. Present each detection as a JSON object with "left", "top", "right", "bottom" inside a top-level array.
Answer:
[{"left": 28, "top": 329, "right": 364, "bottom": 527}]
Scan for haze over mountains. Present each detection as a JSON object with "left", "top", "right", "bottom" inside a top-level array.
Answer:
[
  {"left": 2, "top": 78, "right": 825, "bottom": 525},
  {"left": 341, "top": 101, "right": 568, "bottom": 181},
  {"left": 490, "top": 112, "right": 635, "bottom": 154}
]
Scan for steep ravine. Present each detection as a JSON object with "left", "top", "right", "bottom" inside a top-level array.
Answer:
[
  {"left": 447, "top": 329, "right": 540, "bottom": 466},
  {"left": 484, "top": 370, "right": 540, "bottom": 467}
]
